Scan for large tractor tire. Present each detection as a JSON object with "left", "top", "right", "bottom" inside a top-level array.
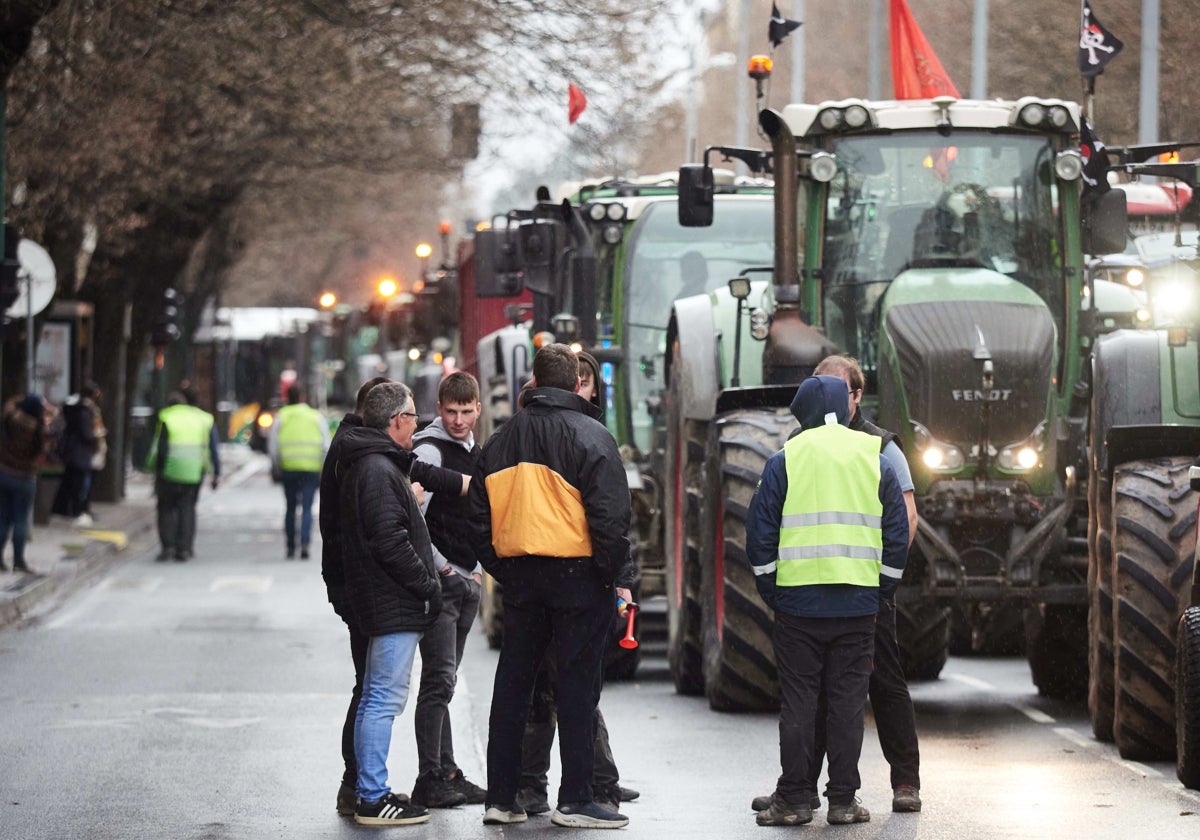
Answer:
[
  {"left": 1112, "top": 457, "right": 1197, "bottom": 761},
  {"left": 1025, "top": 604, "right": 1088, "bottom": 700},
  {"left": 895, "top": 601, "right": 950, "bottom": 681},
  {"left": 663, "top": 361, "right": 705, "bottom": 695},
  {"left": 699, "top": 409, "right": 792, "bottom": 712},
  {"left": 1178, "top": 606, "right": 1200, "bottom": 790},
  {"left": 1088, "top": 462, "right": 1116, "bottom": 741}
]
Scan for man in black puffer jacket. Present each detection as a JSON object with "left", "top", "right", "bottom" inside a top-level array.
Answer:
[
  {"left": 320, "top": 376, "right": 467, "bottom": 818},
  {"left": 338, "top": 380, "right": 442, "bottom": 828},
  {"left": 470, "top": 343, "right": 632, "bottom": 830}
]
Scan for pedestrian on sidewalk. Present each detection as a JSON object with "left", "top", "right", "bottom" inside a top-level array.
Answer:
[
  {"left": 409, "top": 371, "right": 487, "bottom": 809},
  {"left": 469, "top": 343, "right": 632, "bottom": 830},
  {"left": 338, "top": 380, "right": 441, "bottom": 827},
  {"left": 51, "top": 383, "right": 103, "bottom": 527},
  {"left": 746, "top": 375, "right": 909, "bottom": 827},
  {"left": 268, "top": 384, "right": 329, "bottom": 560},
  {"left": 0, "top": 394, "right": 48, "bottom": 573},
  {"left": 320, "top": 377, "right": 468, "bottom": 819},
  {"left": 146, "top": 391, "right": 220, "bottom": 561}
]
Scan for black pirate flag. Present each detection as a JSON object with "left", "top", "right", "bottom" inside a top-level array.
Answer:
[
  {"left": 1080, "top": 118, "right": 1111, "bottom": 194},
  {"left": 769, "top": 3, "right": 802, "bottom": 49},
  {"left": 1078, "top": 2, "right": 1124, "bottom": 77}
]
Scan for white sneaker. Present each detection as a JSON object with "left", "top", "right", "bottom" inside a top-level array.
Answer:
[
  {"left": 72, "top": 513, "right": 94, "bottom": 528},
  {"left": 483, "top": 805, "right": 528, "bottom": 824}
]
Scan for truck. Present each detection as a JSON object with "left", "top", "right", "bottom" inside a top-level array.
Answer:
[
  {"left": 468, "top": 174, "right": 776, "bottom": 676},
  {"left": 670, "top": 94, "right": 1129, "bottom": 710},
  {"left": 1084, "top": 151, "right": 1200, "bottom": 788}
]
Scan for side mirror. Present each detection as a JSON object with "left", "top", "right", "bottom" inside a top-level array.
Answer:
[
  {"left": 1081, "top": 188, "right": 1128, "bottom": 256},
  {"left": 678, "top": 164, "right": 714, "bottom": 227},
  {"left": 474, "top": 227, "right": 524, "bottom": 298}
]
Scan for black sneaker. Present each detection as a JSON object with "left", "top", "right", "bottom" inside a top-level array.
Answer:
[
  {"left": 336, "top": 782, "right": 356, "bottom": 816},
  {"left": 515, "top": 787, "right": 551, "bottom": 815},
  {"left": 551, "top": 801, "right": 629, "bottom": 829},
  {"left": 300, "top": 544, "right": 310, "bottom": 560},
  {"left": 827, "top": 798, "right": 870, "bottom": 825},
  {"left": 753, "top": 792, "right": 821, "bottom": 811},
  {"left": 444, "top": 768, "right": 487, "bottom": 805},
  {"left": 355, "top": 792, "right": 430, "bottom": 826},
  {"left": 410, "top": 769, "right": 468, "bottom": 808},
  {"left": 617, "top": 785, "right": 640, "bottom": 802},
  {"left": 483, "top": 804, "right": 528, "bottom": 824},
  {"left": 756, "top": 793, "right": 813, "bottom": 826},
  {"left": 156, "top": 549, "right": 173, "bottom": 562}
]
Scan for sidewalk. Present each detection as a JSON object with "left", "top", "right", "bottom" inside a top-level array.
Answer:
[{"left": 0, "top": 444, "right": 262, "bottom": 631}]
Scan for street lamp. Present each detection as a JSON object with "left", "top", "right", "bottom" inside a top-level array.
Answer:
[
  {"left": 378, "top": 276, "right": 398, "bottom": 299},
  {"left": 318, "top": 291, "right": 337, "bottom": 309},
  {"left": 415, "top": 242, "right": 433, "bottom": 285},
  {"left": 438, "top": 221, "right": 452, "bottom": 270}
]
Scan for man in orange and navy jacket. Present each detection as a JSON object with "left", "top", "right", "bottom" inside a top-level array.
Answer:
[{"left": 468, "top": 342, "right": 632, "bottom": 829}]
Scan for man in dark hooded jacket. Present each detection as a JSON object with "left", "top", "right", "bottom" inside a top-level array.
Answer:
[
  {"left": 337, "top": 380, "right": 441, "bottom": 827},
  {"left": 746, "top": 375, "right": 908, "bottom": 827}
]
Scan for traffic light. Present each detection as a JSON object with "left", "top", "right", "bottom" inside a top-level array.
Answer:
[
  {"left": 151, "top": 287, "right": 183, "bottom": 347},
  {"left": 0, "top": 223, "right": 21, "bottom": 313}
]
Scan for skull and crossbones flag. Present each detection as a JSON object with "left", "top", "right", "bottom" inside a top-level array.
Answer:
[
  {"left": 769, "top": 3, "right": 802, "bottom": 49},
  {"left": 1078, "top": 2, "right": 1124, "bottom": 77}
]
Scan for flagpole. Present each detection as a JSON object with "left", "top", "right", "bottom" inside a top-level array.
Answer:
[
  {"left": 868, "top": 0, "right": 882, "bottom": 99},
  {"left": 970, "top": 0, "right": 988, "bottom": 98},
  {"left": 791, "top": 0, "right": 805, "bottom": 103},
  {"left": 1138, "top": 0, "right": 1159, "bottom": 144},
  {"left": 736, "top": 0, "right": 750, "bottom": 149}
]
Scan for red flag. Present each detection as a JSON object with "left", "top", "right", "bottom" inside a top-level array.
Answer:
[
  {"left": 890, "top": 0, "right": 960, "bottom": 99},
  {"left": 568, "top": 83, "right": 587, "bottom": 125}
]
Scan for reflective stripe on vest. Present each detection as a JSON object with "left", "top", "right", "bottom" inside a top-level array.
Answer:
[
  {"left": 276, "top": 404, "right": 324, "bottom": 472},
  {"left": 159, "top": 404, "right": 213, "bottom": 484},
  {"left": 777, "top": 424, "right": 884, "bottom": 588}
]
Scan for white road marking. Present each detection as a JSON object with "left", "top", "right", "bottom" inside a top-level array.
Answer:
[
  {"left": 1053, "top": 726, "right": 1094, "bottom": 748},
  {"left": 942, "top": 672, "right": 996, "bottom": 691},
  {"left": 1012, "top": 703, "right": 1055, "bottom": 724}
]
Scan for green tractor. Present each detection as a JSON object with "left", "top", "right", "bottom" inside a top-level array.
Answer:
[
  {"left": 1085, "top": 151, "right": 1200, "bottom": 788},
  {"left": 470, "top": 176, "right": 775, "bottom": 676},
  {"left": 670, "top": 95, "right": 1128, "bottom": 710}
]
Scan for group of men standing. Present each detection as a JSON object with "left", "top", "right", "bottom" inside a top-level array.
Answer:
[{"left": 152, "top": 342, "right": 926, "bottom": 829}]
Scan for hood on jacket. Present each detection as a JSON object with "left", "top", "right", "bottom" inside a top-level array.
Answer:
[
  {"left": 412, "top": 416, "right": 474, "bottom": 450},
  {"left": 522, "top": 386, "right": 604, "bottom": 422},
  {"left": 337, "top": 425, "right": 415, "bottom": 471},
  {"left": 790, "top": 374, "right": 851, "bottom": 431}
]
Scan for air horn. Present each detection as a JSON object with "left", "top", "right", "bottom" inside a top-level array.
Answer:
[{"left": 617, "top": 597, "right": 639, "bottom": 650}]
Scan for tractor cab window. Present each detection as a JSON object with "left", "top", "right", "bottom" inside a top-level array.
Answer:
[
  {"left": 622, "top": 198, "right": 774, "bottom": 452},
  {"left": 819, "top": 132, "right": 1064, "bottom": 393}
]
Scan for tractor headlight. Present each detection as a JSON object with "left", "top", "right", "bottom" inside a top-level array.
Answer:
[
  {"left": 1124, "top": 267, "right": 1145, "bottom": 288},
  {"left": 602, "top": 223, "right": 623, "bottom": 245},
  {"left": 997, "top": 422, "right": 1046, "bottom": 472},
  {"left": 605, "top": 203, "right": 626, "bottom": 221},
  {"left": 911, "top": 421, "right": 965, "bottom": 472},
  {"left": 587, "top": 202, "right": 607, "bottom": 221},
  {"left": 809, "top": 152, "right": 838, "bottom": 183},
  {"left": 1055, "top": 150, "right": 1083, "bottom": 181},
  {"left": 749, "top": 308, "right": 770, "bottom": 340}
]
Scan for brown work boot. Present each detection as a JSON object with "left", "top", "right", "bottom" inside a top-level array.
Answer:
[
  {"left": 755, "top": 793, "right": 813, "bottom": 826},
  {"left": 827, "top": 798, "right": 870, "bottom": 824},
  {"left": 892, "top": 785, "right": 922, "bottom": 812}
]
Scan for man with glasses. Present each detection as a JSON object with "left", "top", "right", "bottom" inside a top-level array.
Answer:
[{"left": 336, "top": 381, "right": 441, "bottom": 826}]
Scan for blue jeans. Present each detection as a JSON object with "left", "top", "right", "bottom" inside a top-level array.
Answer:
[
  {"left": 281, "top": 471, "right": 320, "bottom": 551},
  {"left": 0, "top": 470, "right": 36, "bottom": 567},
  {"left": 355, "top": 631, "right": 422, "bottom": 802}
]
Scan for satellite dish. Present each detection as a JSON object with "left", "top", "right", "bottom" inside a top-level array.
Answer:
[{"left": 7, "top": 239, "right": 57, "bottom": 318}]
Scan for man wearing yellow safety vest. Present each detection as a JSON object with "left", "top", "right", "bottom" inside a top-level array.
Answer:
[
  {"left": 746, "top": 374, "right": 909, "bottom": 828},
  {"left": 269, "top": 385, "right": 330, "bottom": 560},
  {"left": 147, "top": 390, "right": 221, "bottom": 562}
]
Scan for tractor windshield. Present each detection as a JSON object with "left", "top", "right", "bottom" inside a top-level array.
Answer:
[
  {"left": 622, "top": 198, "right": 774, "bottom": 451},
  {"left": 819, "top": 132, "right": 1064, "bottom": 392}
]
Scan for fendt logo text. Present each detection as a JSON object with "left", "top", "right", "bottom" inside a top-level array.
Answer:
[{"left": 952, "top": 389, "right": 1013, "bottom": 401}]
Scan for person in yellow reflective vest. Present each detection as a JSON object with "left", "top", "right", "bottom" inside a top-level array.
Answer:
[
  {"left": 146, "top": 390, "right": 221, "bottom": 562},
  {"left": 268, "top": 385, "right": 329, "bottom": 559},
  {"left": 746, "top": 374, "right": 909, "bottom": 827}
]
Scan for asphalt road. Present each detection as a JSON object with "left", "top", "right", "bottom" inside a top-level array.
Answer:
[{"left": 0, "top": 463, "right": 1198, "bottom": 840}]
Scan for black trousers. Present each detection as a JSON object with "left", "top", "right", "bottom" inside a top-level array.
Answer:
[
  {"left": 813, "top": 598, "right": 921, "bottom": 790},
  {"left": 520, "top": 651, "right": 620, "bottom": 797},
  {"left": 774, "top": 612, "right": 875, "bottom": 807},
  {"left": 486, "top": 559, "right": 612, "bottom": 807},
  {"left": 341, "top": 619, "right": 369, "bottom": 787},
  {"left": 155, "top": 478, "right": 199, "bottom": 554}
]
